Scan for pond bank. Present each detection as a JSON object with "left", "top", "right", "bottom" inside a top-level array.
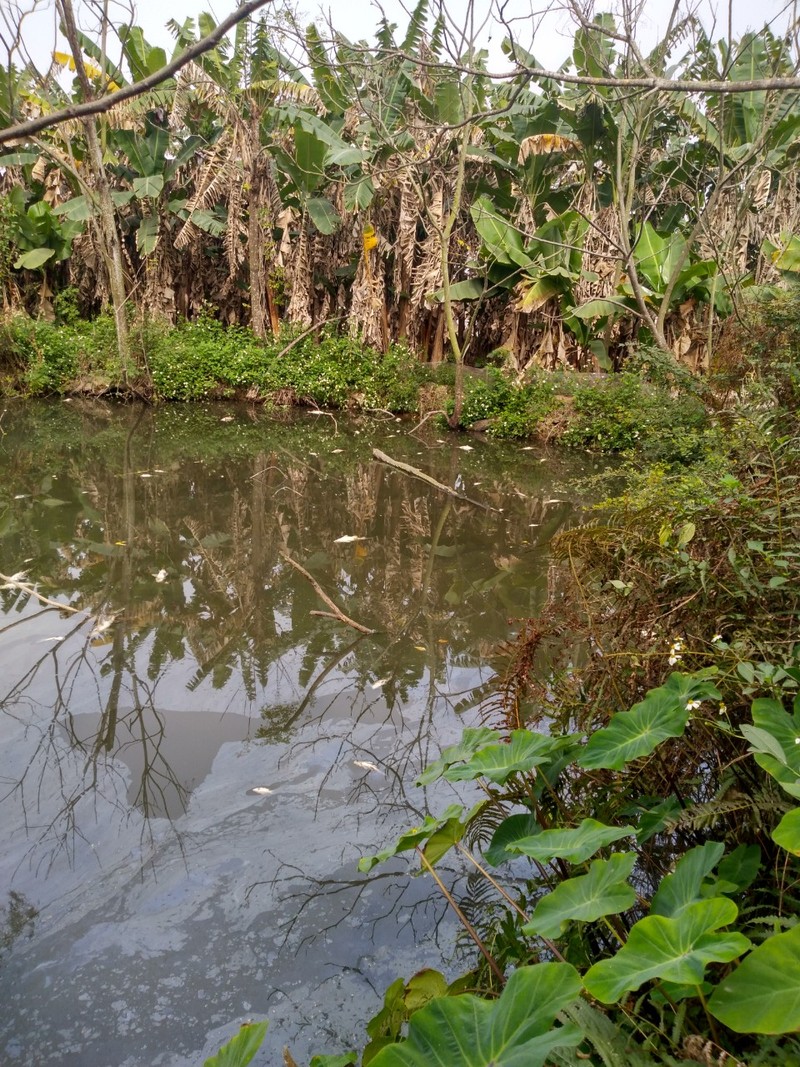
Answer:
[{"left": 1, "top": 311, "right": 712, "bottom": 458}]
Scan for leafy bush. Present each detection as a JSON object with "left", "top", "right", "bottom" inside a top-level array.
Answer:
[
  {"left": 3, "top": 316, "right": 77, "bottom": 393},
  {"left": 561, "top": 371, "right": 711, "bottom": 462},
  {"left": 455, "top": 370, "right": 558, "bottom": 438},
  {"left": 714, "top": 285, "right": 800, "bottom": 406}
]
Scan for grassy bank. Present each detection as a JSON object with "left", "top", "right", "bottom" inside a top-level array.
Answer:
[{"left": 0, "top": 302, "right": 724, "bottom": 459}]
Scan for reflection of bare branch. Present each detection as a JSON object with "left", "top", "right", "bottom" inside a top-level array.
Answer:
[
  {"left": 0, "top": 572, "right": 85, "bottom": 614},
  {"left": 280, "top": 550, "right": 377, "bottom": 635}
]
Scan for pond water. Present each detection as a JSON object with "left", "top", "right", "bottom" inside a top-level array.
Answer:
[{"left": 0, "top": 400, "right": 599, "bottom": 1066}]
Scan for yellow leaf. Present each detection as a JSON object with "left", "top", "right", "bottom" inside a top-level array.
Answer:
[
  {"left": 52, "top": 50, "right": 107, "bottom": 82},
  {"left": 363, "top": 224, "right": 378, "bottom": 253},
  {"left": 414, "top": 645, "right": 426, "bottom": 651},
  {"left": 517, "top": 134, "right": 580, "bottom": 164}
]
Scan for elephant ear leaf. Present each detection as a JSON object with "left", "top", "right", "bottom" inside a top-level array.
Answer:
[
  {"left": 709, "top": 925, "right": 800, "bottom": 1034},
  {"left": 580, "top": 671, "right": 720, "bottom": 771},
  {"left": 369, "top": 963, "right": 582, "bottom": 1067},
  {"left": 523, "top": 853, "right": 637, "bottom": 939},
  {"left": 583, "top": 898, "right": 750, "bottom": 1004},
  {"left": 204, "top": 1021, "right": 268, "bottom": 1067}
]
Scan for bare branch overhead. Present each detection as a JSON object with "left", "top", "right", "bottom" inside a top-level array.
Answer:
[{"left": 0, "top": 0, "right": 274, "bottom": 145}]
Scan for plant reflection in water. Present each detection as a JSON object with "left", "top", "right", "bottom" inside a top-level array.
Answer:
[{"left": 0, "top": 401, "right": 595, "bottom": 1066}]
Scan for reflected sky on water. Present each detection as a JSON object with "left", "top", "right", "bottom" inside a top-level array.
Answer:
[{"left": 0, "top": 400, "right": 600, "bottom": 1065}]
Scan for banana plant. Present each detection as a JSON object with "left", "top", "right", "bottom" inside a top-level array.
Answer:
[{"left": 6, "top": 185, "right": 82, "bottom": 271}]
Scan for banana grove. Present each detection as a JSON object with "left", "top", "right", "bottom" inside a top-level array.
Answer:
[{"left": 2, "top": 0, "right": 800, "bottom": 387}]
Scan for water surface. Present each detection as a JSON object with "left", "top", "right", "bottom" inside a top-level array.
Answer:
[{"left": 0, "top": 401, "right": 597, "bottom": 1065}]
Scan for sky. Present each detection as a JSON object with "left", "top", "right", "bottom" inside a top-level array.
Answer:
[{"left": 6, "top": 0, "right": 798, "bottom": 80}]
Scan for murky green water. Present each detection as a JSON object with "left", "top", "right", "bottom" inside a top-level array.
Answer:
[{"left": 0, "top": 400, "right": 599, "bottom": 1066}]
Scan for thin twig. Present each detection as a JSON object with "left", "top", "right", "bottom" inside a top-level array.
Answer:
[{"left": 416, "top": 845, "right": 506, "bottom": 985}]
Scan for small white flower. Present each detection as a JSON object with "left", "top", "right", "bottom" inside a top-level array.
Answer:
[
  {"left": 712, "top": 634, "right": 723, "bottom": 643},
  {"left": 668, "top": 654, "right": 681, "bottom": 666},
  {"left": 718, "top": 703, "right": 727, "bottom": 715},
  {"left": 685, "top": 699, "right": 702, "bottom": 711}
]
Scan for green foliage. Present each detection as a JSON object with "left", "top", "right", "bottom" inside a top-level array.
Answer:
[
  {"left": 204, "top": 1021, "right": 268, "bottom": 1067},
  {"left": 357, "top": 393, "right": 800, "bottom": 1060},
  {"left": 148, "top": 319, "right": 427, "bottom": 410},
  {"left": 580, "top": 670, "right": 721, "bottom": 770},
  {"left": 709, "top": 925, "right": 800, "bottom": 1033},
  {"left": 455, "top": 370, "right": 558, "bottom": 438},
  {"left": 368, "top": 964, "right": 582, "bottom": 1067},
  {"left": 522, "top": 853, "right": 637, "bottom": 938},
  {"left": 583, "top": 898, "right": 750, "bottom": 1004},
  {"left": 502, "top": 818, "right": 634, "bottom": 865},
  {"left": 561, "top": 372, "right": 710, "bottom": 460},
  {"left": 714, "top": 285, "right": 800, "bottom": 407}
]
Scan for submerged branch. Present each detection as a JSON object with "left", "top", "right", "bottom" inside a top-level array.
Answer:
[
  {"left": 279, "top": 551, "right": 377, "bottom": 635},
  {"left": 372, "top": 448, "right": 500, "bottom": 512}
]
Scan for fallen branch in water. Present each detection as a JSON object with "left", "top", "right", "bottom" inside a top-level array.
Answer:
[
  {"left": 279, "top": 551, "right": 377, "bottom": 635},
  {"left": 0, "top": 571, "right": 85, "bottom": 614},
  {"left": 372, "top": 448, "right": 500, "bottom": 512}
]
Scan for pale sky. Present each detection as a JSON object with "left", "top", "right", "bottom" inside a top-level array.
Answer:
[{"left": 6, "top": 0, "right": 798, "bottom": 81}]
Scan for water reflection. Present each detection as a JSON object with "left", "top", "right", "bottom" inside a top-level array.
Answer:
[{"left": 0, "top": 401, "right": 596, "bottom": 1066}]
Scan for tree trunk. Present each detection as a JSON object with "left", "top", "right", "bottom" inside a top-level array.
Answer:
[
  {"left": 57, "top": 0, "right": 134, "bottom": 378},
  {"left": 247, "top": 113, "right": 269, "bottom": 339}
]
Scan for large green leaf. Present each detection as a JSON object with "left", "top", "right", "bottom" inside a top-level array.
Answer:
[
  {"left": 432, "top": 279, "right": 488, "bottom": 302},
  {"left": 14, "top": 247, "right": 55, "bottom": 270},
  {"left": 507, "top": 818, "right": 634, "bottom": 865},
  {"left": 136, "top": 214, "right": 160, "bottom": 256},
  {"left": 416, "top": 728, "right": 499, "bottom": 786},
  {"left": 583, "top": 898, "right": 750, "bottom": 1004},
  {"left": 343, "top": 176, "right": 375, "bottom": 213},
  {"left": 369, "top": 963, "right": 582, "bottom": 1067},
  {"left": 709, "top": 925, "right": 800, "bottom": 1033},
  {"left": 204, "top": 1021, "right": 268, "bottom": 1067},
  {"left": 580, "top": 671, "right": 721, "bottom": 771},
  {"left": 358, "top": 803, "right": 483, "bottom": 872},
  {"left": 132, "top": 174, "right": 165, "bottom": 200},
  {"left": 744, "top": 694, "right": 800, "bottom": 798},
  {"left": 307, "top": 196, "right": 341, "bottom": 235},
  {"left": 485, "top": 813, "right": 541, "bottom": 867},
  {"left": 772, "top": 807, "right": 800, "bottom": 854},
  {"left": 762, "top": 233, "right": 800, "bottom": 273},
  {"left": 650, "top": 841, "right": 724, "bottom": 918},
  {"left": 439, "top": 730, "right": 565, "bottom": 785},
  {"left": 523, "top": 853, "right": 637, "bottom": 939},
  {"left": 470, "top": 195, "right": 531, "bottom": 268},
  {"left": 293, "top": 123, "right": 327, "bottom": 194}
]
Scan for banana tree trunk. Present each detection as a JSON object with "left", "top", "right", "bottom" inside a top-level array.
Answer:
[{"left": 247, "top": 116, "right": 269, "bottom": 339}]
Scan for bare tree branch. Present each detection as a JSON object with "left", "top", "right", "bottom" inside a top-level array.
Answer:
[{"left": 0, "top": 0, "right": 274, "bottom": 144}]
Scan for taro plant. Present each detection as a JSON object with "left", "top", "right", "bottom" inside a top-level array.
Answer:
[{"left": 357, "top": 662, "right": 800, "bottom": 1062}]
